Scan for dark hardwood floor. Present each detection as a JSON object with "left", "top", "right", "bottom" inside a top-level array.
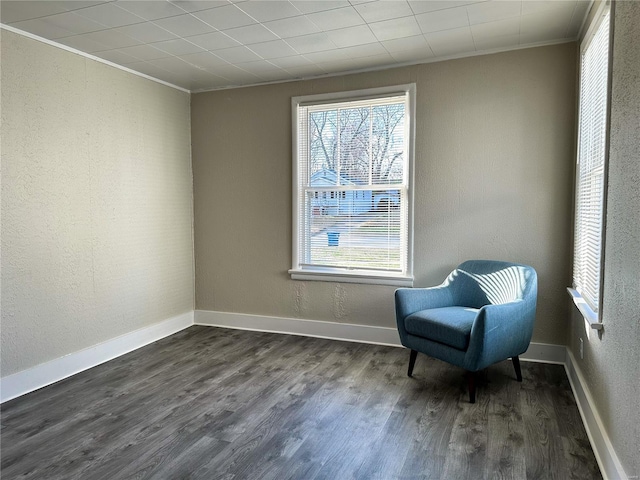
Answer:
[{"left": 1, "top": 326, "right": 601, "bottom": 480}]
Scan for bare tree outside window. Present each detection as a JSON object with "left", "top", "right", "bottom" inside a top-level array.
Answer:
[{"left": 308, "top": 103, "right": 404, "bottom": 186}]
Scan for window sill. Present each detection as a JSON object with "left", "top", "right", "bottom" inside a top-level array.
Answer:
[
  {"left": 567, "top": 287, "right": 603, "bottom": 330},
  {"left": 289, "top": 268, "right": 414, "bottom": 287}
]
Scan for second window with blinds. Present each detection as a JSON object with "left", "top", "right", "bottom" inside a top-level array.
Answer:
[{"left": 290, "top": 85, "right": 415, "bottom": 286}]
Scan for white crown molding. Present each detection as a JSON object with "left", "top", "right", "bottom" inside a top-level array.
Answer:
[
  {"left": 0, "top": 311, "right": 194, "bottom": 403},
  {"left": 0, "top": 24, "right": 189, "bottom": 93}
]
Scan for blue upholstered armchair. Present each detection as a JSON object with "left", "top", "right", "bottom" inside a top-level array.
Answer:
[{"left": 395, "top": 260, "right": 537, "bottom": 403}]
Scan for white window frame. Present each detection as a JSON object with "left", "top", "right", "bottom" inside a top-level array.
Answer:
[
  {"left": 568, "top": 2, "right": 611, "bottom": 330},
  {"left": 289, "top": 85, "right": 415, "bottom": 286}
]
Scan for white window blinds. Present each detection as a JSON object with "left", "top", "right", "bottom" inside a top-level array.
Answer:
[
  {"left": 573, "top": 10, "right": 610, "bottom": 313},
  {"left": 291, "top": 87, "right": 414, "bottom": 284}
]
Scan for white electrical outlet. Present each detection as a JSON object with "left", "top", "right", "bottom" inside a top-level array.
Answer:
[{"left": 580, "top": 338, "right": 584, "bottom": 359}]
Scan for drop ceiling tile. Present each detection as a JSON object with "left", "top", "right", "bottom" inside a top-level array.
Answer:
[
  {"left": 179, "top": 51, "right": 230, "bottom": 68},
  {"left": 389, "top": 45, "right": 434, "bottom": 62},
  {"left": 314, "top": 58, "right": 354, "bottom": 72},
  {"left": 186, "top": 31, "right": 241, "bottom": 50},
  {"left": 235, "top": 59, "right": 284, "bottom": 74},
  {"left": 10, "top": 18, "right": 75, "bottom": 39},
  {"left": 147, "top": 55, "right": 193, "bottom": 72},
  {"left": 289, "top": 1, "right": 350, "bottom": 14},
  {"left": 339, "top": 42, "right": 388, "bottom": 58},
  {"left": 354, "top": 1, "right": 414, "bottom": 22},
  {"left": 520, "top": 8, "right": 571, "bottom": 40},
  {"left": 424, "top": 26, "right": 475, "bottom": 56},
  {"left": 83, "top": 29, "right": 143, "bottom": 49},
  {"left": 153, "top": 14, "right": 215, "bottom": 37},
  {"left": 263, "top": 15, "right": 321, "bottom": 38},
  {"left": 268, "top": 55, "right": 313, "bottom": 69},
  {"left": 521, "top": 0, "right": 577, "bottom": 16},
  {"left": 470, "top": 16, "right": 520, "bottom": 40},
  {"left": 415, "top": 6, "right": 469, "bottom": 34},
  {"left": 348, "top": 53, "right": 396, "bottom": 69},
  {"left": 151, "top": 38, "right": 206, "bottom": 55},
  {"left": 381, "top": 34, "right": 429, "bottom": 52},
  {"left": 466, "top": 1, "right": 522, "bottom": 25},
  {"left": 126, "top": 61, "right": 173, "bottom": 78},
  {"left": 192, "top": 5, "right": 256, "bottom": 30},
  {"left": 214, "top": 45, "right": 262, "bottom": 62},
  {"left": 473, "top": 32, "right": 521, "bottom": 51},
  {"left": 253, "top": 69, "right": 291, "bottom": 82},
  {"left": 0, "top": 1, "right": 68, "bottom": 24},
  {"left": 170, "top": 1, "right": 229, "bottom": 13},
  {"left": 284, "top": 63, "right": 328, "bottom": 77},
  {"left": 369, "top": 16, "right": 421, "bottom": 41},
  {"left": 93, "top": 49, "right": 141, "bottom": 65},
  {"left": 236, "top": 1, "right": 301, "bottom": 22},
  {"left": 408, "top": 1, "right": 482, "bottom": 15},
  {"left": 306, "top": 7, "right": 364, "bottom": 31},
  {"left": 56, "top": 34, "right": 111, "bottom": 53},
  {"left": 325, "top": 25, "right": 377, "bottom": 48},
  {"left": 208, "top": 64, "right": 262, "bottom": 83},
  {"left": 223, "top": 23, "right": 278, "bottom": 45},
  {"left": 248, "top": 39, "right": 298, "bottom": 59},
  {"left": 118, "top": 44, "right": 172, "bottom": 61},
  {"left": 74, "top": 3, "right": 145, "bottom": 28},
  {"left": 303, "top": 49, "right": 351, "bottom": 63},
  {"left": 192, "top": 76, "right": 234, "bottom": 91},
  {"left": 285, "top": 32, "right": 336, "bottom": 54},
  {"left": 32, "top": 11, "right": 106, "bottom": 35},
  {"left": 117, "top": 22, "right": 178, "bottom": 43},
  {"left": 116, "top": 1, "right": 187, "bottom": 21},
  {"left": 186, "top": 69, "right": 229, "bottom": 84},
  {"left": 57, "top": 1, "right": 108, "bottom": 11}
]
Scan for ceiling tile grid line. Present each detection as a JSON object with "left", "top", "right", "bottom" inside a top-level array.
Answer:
[{"left": 0, "top": 0, "right": 592, "bottom": 91}]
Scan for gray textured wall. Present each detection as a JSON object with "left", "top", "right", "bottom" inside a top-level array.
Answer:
[
  {"left": 569, "top": 2, "right": 640, "bottom": 477},
  {"left": 192, "top": 43, "right": 577, "bottom": 346},
  {"left": 1, "top": 30, "right": 195, "bottom": 377}
]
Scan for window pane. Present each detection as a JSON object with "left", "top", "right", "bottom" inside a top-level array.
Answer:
[
  {"left": 573, "top": 10, "right": 610, "bottom": 313},
  {"left": 309, "top": 110, "right": 337, "bottom": 184},
  {"left": 339, "top": 107, "right": 370, "bottom": 185},
  {"left": 306, "top": 189, "right": 402, "bottom": 271},
  {"left": 371, "top": 104, "right": 405, "bottom": 184}
]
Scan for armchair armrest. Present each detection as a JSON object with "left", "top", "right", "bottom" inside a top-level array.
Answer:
[
  {"left": 463, "top": 299, "right": 536, "bottom": 371},
  {"left": 394, "top": 285, "right": 455, "bottom": 321}
]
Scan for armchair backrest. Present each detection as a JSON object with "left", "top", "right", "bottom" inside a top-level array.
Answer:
[{"left": 445, "top": 260, "right": 537, "bottom": 309}]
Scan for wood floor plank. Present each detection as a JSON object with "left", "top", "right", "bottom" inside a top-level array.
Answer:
[{"left": 1, "top": 326, "right": 602, "bottom": 480}]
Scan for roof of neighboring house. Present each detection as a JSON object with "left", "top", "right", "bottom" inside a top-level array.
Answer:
[{"left": 310, "top": 169, "right": 361, "bottom": 186}]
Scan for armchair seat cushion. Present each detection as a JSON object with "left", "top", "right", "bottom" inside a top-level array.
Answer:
[{"left": 404, "top": 306, "right": 479, "bottom": 350}]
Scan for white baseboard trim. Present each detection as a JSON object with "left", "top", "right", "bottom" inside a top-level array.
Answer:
[
  {"left": 520, "top": 341, "right": 568, "bottom": 364},
  {"left": 195, "top": 310, "right": 565, "bottom": 365},
  {"left": 0, "top": 311, "right": 194, "bottom": 404},
  {"left": 195, "top": 310, "right": 402, "bottom": 347},
  {"left": 565, "top": 351, "right": 629, "bottom": 480}
]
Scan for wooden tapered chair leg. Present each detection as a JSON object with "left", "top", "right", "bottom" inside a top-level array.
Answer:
[
  {"left": 512, "top": 355, "right": 522, "bottom": 382},
  {"left": 467, "top": 372, "right": 476, "bottom": 404},
  {"left": 407, "top": 350, "right": 418, "bottom": 377}
]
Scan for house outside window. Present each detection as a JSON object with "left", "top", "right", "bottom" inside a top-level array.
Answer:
[
  {"left": 290, "top": 85, "right": 415, "bottom": 286},
  {"left": 570, "top": 5, "right": 611, "bottom": 326}
]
